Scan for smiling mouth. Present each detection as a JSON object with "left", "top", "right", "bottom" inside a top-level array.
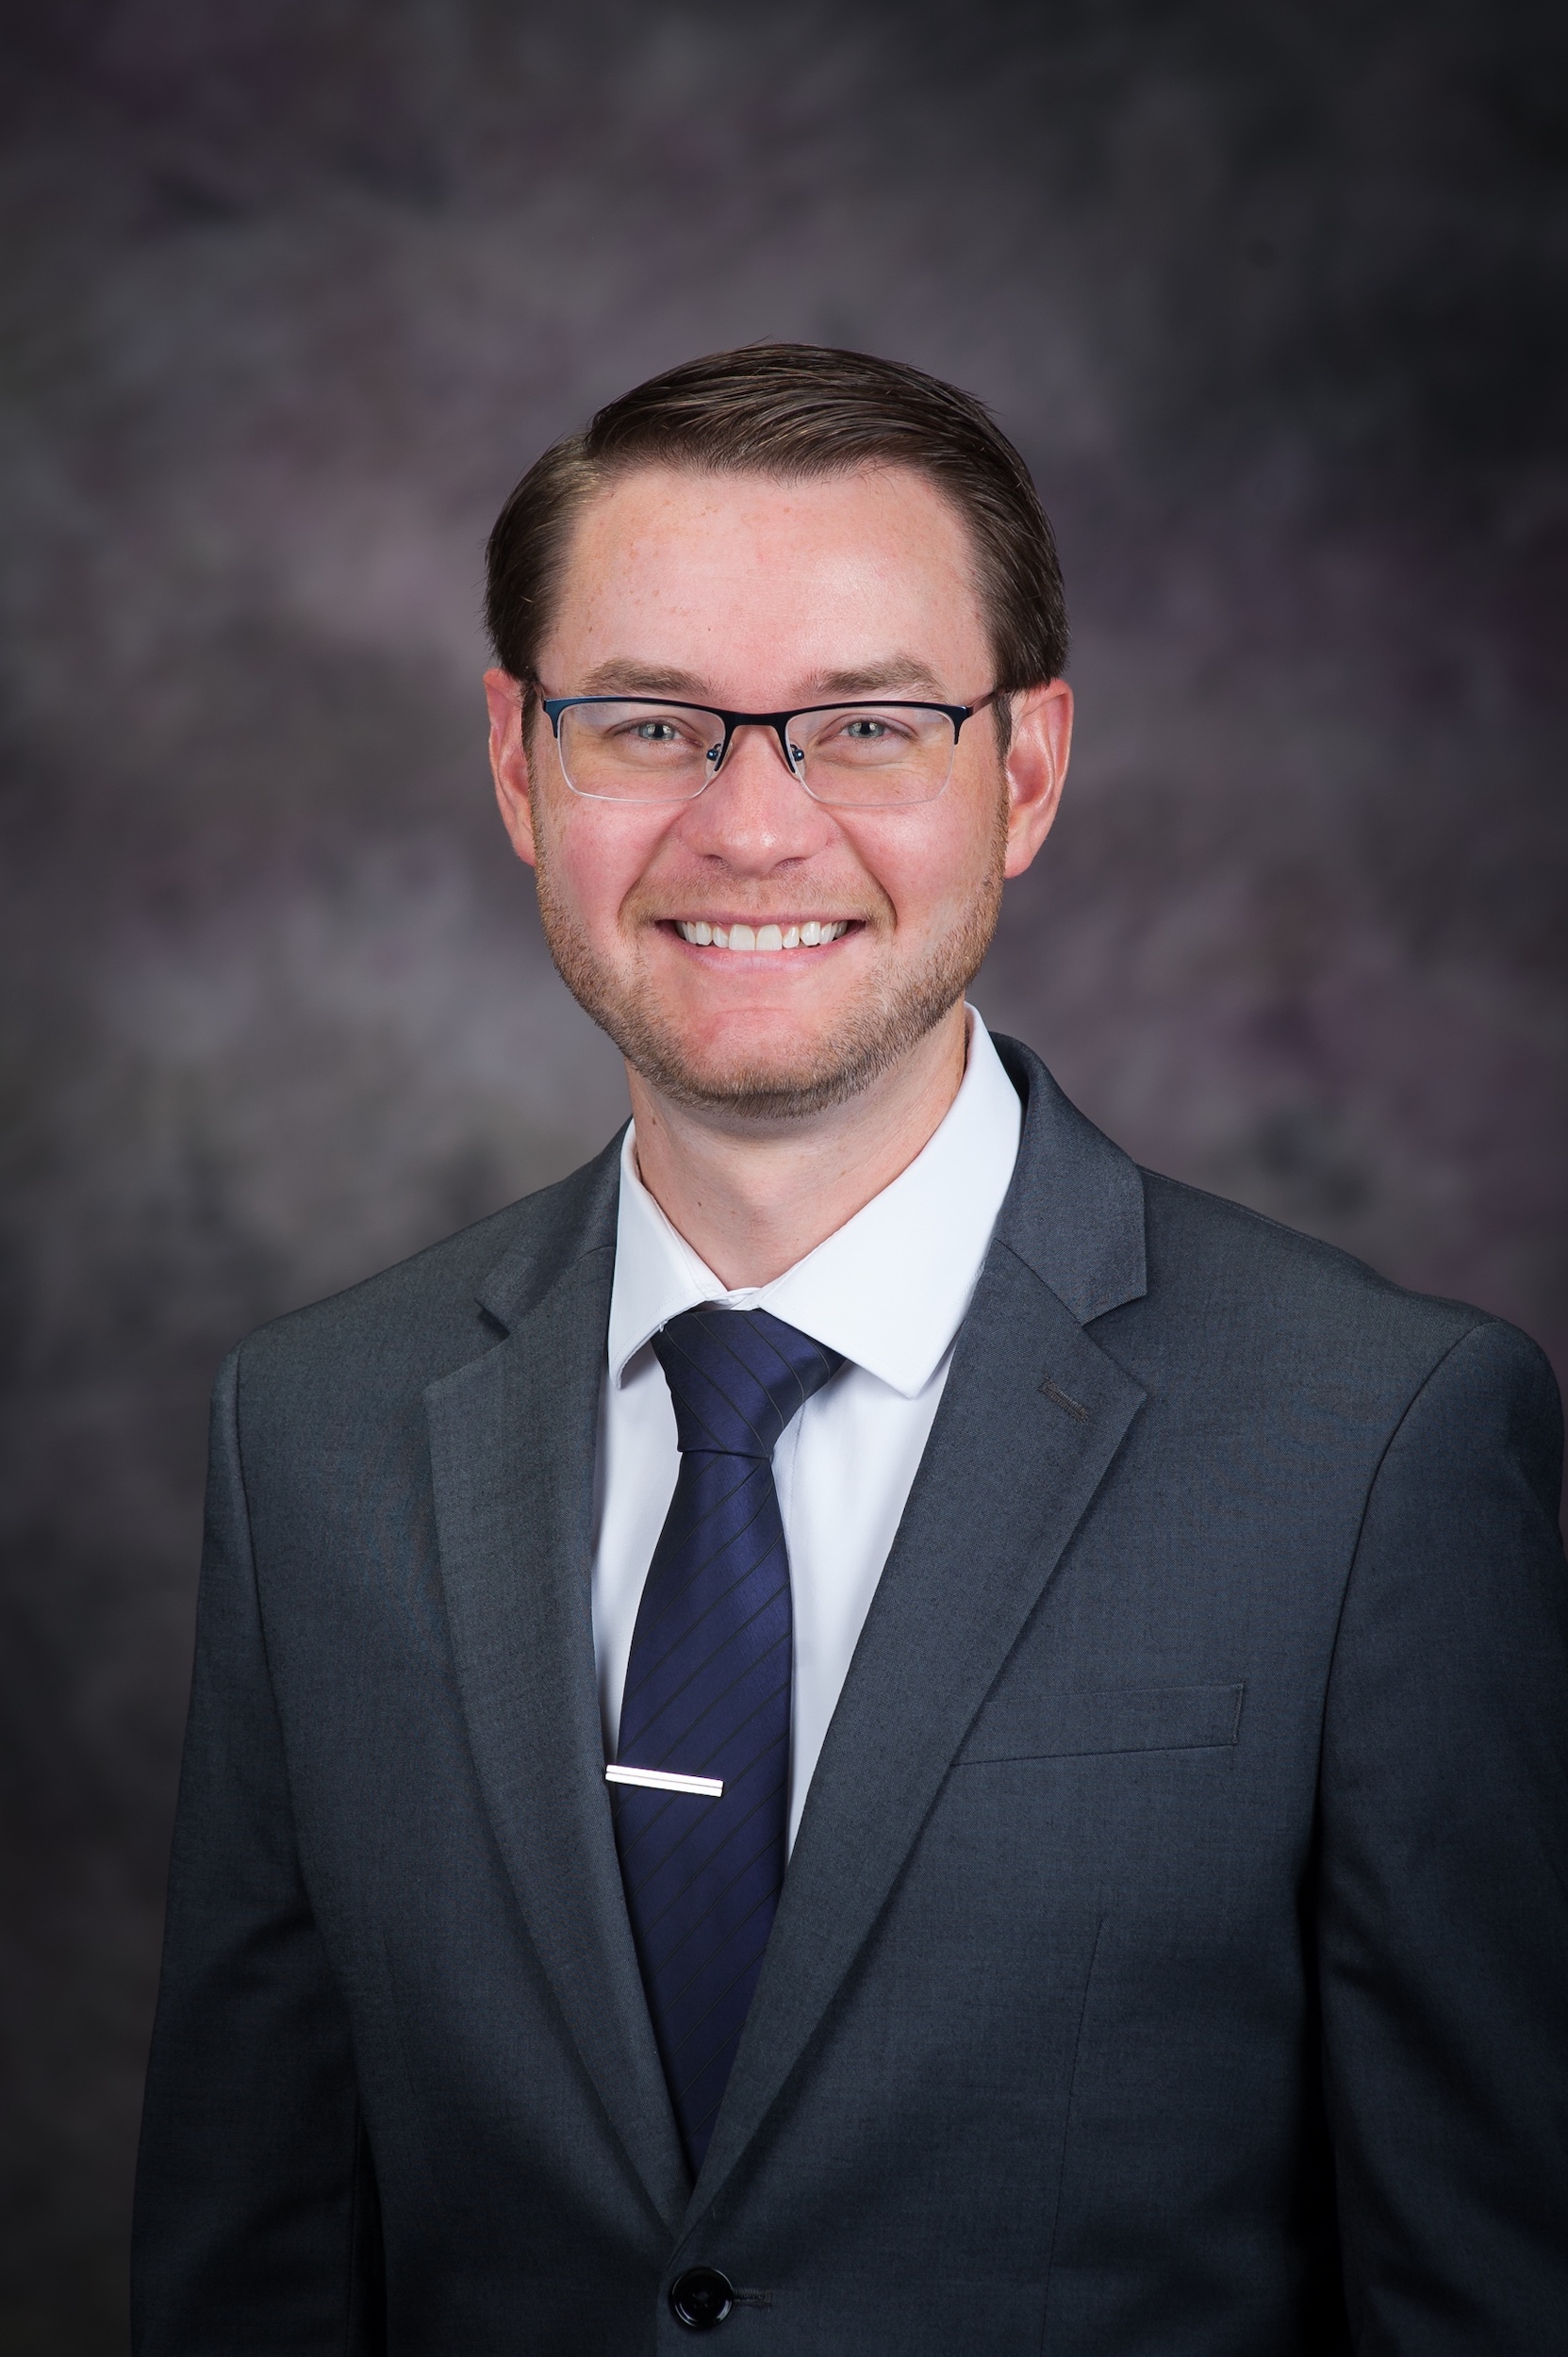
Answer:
[{"left": 674, "top": 919, "right": 854, "bottom": 952}]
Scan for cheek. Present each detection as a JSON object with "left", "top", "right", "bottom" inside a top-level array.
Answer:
[
  {"left": 865, "top": 795, "right": 1002, "bottom": 931},
  {"left": 539, "top": 801, "right": 662, "bottom": 926}
]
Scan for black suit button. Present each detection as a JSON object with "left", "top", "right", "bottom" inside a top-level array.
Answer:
[{"left": 669, "top": 2266, "right": 734, "bottom": 2331}]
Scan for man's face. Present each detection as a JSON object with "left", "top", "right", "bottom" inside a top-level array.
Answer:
[{"left": 486, "top": 462, "right": 1070, "bottom": 1122}]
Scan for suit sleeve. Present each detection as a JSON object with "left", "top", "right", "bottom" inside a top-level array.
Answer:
[
  {"left": 131, "top": 1345, "right": 385, "bottom": 2353},
  {"left": 1318, "top": 1315, "right": 1568, "bottom": 2354}
]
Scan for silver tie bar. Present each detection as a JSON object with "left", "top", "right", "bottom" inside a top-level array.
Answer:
[{"left": 605, "top": 1763, "right": 724, "bottom": 1799}]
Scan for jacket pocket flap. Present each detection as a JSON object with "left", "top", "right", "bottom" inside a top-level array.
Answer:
[{"left": 960, "top": 1680, "right": 1245, "bottom": 1763}]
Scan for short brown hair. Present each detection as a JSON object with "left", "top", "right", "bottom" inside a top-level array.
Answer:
[{"left": 484, "top": 343, "right": 1067, "bottom": 713}]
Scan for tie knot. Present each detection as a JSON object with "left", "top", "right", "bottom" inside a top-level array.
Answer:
[{"left": 652, "top": 1307, "right": 844, "bottom": 1459}]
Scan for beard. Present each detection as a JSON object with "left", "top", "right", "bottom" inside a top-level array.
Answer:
[{"left": 532, "top": 838, "right": 1006, "bottom": 1124}]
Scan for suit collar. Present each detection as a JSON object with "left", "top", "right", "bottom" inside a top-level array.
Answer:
[
  {"left": 469, "top": 1030, "right": 1144, "bottom": 1340},
  {"left": 990, "top": 1031, "right": 1147, "bottom": 1324},
  {"left": 473, "top": 1128, "right": 623, "bottom": 1332}
]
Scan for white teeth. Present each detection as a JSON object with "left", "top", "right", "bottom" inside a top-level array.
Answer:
[{"left": 676, "top": 918, "right": 850, "bottom": 949}]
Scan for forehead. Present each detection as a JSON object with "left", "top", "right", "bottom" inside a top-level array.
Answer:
[{"left": 543, "top": 461, "right": 992, "bottom": 694}]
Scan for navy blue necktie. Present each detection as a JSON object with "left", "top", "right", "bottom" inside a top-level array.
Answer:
[{"left": 612, "top": 1306, "right": 843, "bottom": 2172}]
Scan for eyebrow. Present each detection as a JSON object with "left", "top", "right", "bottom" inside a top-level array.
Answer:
[
  {"left": 576, "top": 662, "right": 707, "bottom": 697},
  {"left": 799, "top": 660, "right": 949, "bottom": 700},
  {"left": 572, "top": 656, "right": 951, "bottom": 704}
]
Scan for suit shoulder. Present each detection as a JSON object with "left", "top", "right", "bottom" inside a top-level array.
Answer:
[
  {"left": 235, "top": 1134, "right": 622, "bottom": 1399},
  {"left": 1134, "top": 1166, "right": 1497, "bottom": 1370}
]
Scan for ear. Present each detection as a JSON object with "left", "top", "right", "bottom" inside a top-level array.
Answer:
[
  {"left": 485, "top": 668, "right": 538, "bottom": 869},
  {"left": 1001, "top": 679, "right": 1072, "bottom": 879}
]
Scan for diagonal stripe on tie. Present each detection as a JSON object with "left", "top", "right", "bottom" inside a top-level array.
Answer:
[
  {"left": 623, "top": 1588, "right": 791, "bottom": 1760},
  {"left": 620, "top": 1530, "right": 786, "bottom": 1708},
  {"left": 618, "top": 1745, "right": 790, "bottom": 1904},
  {"left": 620, "top": 1715, "right": 791, "bottom": 1895},
  {"left": 617, "top": 1483, "right": 781, "bottom": 1689},
  {"left": 611, "top": 1304, "right": 843, "bottom": 2173}
]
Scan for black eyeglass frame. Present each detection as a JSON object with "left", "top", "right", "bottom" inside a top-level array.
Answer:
[{"left": 538, "top": 689, "right": 1001, "bottom": 803}]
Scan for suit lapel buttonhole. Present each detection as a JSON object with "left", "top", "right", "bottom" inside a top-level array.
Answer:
[{"left": 1039, "top": 1376, "right": 1091, "bottom": 1421}]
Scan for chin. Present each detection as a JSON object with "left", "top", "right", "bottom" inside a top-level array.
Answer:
[
  {"left": 619, "top": 980, "right": 976, "bottom": 1121},
  {"left": 635, "top": 1033, "right": 882, "bottom": 1122}
]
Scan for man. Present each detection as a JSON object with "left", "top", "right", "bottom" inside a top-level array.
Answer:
[{"left": 132, "top": 345, "right": 1568, "bottom": 2353}]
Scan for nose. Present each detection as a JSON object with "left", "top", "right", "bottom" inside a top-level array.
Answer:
[{"left": 676, "top": 720, "right": 834, "bottom": 872}]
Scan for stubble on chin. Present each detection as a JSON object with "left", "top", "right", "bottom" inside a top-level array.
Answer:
[{"left": 531, "top": 852, "right": 1005, "bottom": 1123}]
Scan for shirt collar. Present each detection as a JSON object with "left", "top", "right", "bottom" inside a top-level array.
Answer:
[{"left": 606, "top": 1007, "right": 1023, "bottom": 1399}]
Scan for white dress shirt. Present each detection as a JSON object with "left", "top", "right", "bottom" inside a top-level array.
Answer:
[{"left": 591, "top": 1007, "right": 1022, "bottom": 1850}]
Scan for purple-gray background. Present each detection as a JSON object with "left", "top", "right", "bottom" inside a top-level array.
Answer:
[{"left": 1, "top": 2, "right": 1563, "bottom": 2346}]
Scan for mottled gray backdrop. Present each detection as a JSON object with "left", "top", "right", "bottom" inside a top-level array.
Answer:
[{"left": 1, "top": 1, "right": 1564, "bottom": 2347}]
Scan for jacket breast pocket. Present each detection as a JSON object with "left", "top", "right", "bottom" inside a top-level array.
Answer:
[{"left": 959, "top": 1680, "right": 1245, "bottom": 1764}]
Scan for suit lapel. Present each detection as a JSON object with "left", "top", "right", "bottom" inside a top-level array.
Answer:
[
  {"left": 425, "top": 1177, "right": 689, "bottom": 2232},
  {"left": 688, "top": 1039, "right": 1149, "bottom": 2220}
]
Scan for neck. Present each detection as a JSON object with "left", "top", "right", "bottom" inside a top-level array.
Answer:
[{"left": 626, "top": 1002, "right": 970, "bottom": 1289}]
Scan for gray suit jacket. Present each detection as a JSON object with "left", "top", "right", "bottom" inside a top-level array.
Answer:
[{"left": 132, "top": 1038, "right": 1568, "bottom": 2354}]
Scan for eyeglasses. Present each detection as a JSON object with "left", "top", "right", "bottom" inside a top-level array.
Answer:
[{"left": 538, "top": 690, "right": 1000, "bottom": 809}]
